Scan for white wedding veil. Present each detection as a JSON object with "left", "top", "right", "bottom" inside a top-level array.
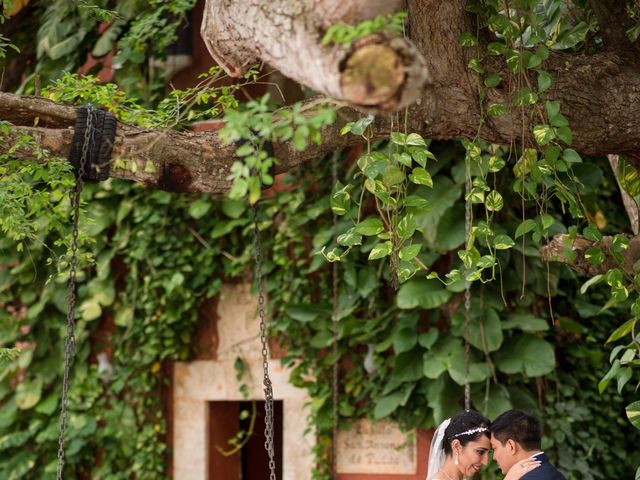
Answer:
[{"left": 426, "top": 418, "right": 451, "bottom": 480}]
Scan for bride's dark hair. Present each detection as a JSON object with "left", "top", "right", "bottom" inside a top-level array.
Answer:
[{"left": 442, "top": 410, "right": 491, "bottom": 456}]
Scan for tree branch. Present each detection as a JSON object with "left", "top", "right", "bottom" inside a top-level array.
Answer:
[
  {"left": 541, "top": 234, "right": 640, "bottom": 276},
  {"left": 0, "top": 93, "right": 376, "bottom": 194},
  {"left": 200, "top": 0, "right": 428, "bottom": 113}
]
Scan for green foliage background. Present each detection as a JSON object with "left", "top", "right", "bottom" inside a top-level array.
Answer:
[{"left": 1, "top": 1, "right": 640, "bottom": 479}]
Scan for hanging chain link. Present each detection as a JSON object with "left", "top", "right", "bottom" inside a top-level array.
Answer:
[
  {"left": 463, "top": 156, "right": 472, "bottom": 412},
  {"left": 252, "top": 203, "right": 277, "bottom": 480},
  {"left": 331, "top": 154, "right": 340, "bottom": 480},
  {"left": 57, "top": 106, "right": 93, "bottom": 480}
]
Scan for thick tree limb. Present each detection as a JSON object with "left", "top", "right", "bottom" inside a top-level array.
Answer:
[
  {"left": 541, "top": 234, "right": 640, "bottom": 276},
  {"left": 589, "top": 0, "right": 638, "bottom": 51},
  {"left": 406, "top": 0, "right": 640, "bottom": 165},
  {"left": 0, "top": 93, "right": 372, "bottom": 194},
  {"left": 200, "top": 0, "right": 428, "bottom": 112}
]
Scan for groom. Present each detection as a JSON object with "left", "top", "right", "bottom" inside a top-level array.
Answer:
[{"left": 490, "top": 409, "right": 566, "bottom": 480}]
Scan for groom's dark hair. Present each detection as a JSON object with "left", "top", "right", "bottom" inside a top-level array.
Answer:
[{"left": 491, "top": 409, "right": 541, "bottom": 451}]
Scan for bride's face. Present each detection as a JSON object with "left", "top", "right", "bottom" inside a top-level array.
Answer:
[{"left": 457, "top": 436, "right": 491, "bottom": 477}]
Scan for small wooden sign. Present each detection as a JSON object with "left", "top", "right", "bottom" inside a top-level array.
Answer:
[{"left": 336, "top": 419, "right": 417, "bottom": 475}]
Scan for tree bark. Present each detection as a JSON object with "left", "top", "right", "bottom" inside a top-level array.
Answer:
[
  {"left": 3, "top": 0, "right": 640, "bottom": 193},
  {"left": 406, "top": 0, "right": 640, "bottom": 163},
  {"left": 201, "top": 0, "right": 428, "bottom": 112},
  {"left": 541, "top": 234, "right": 640, "bottom": 277},
  {"left": 0, "top": 92, "right": 373, "bottom": 194}
]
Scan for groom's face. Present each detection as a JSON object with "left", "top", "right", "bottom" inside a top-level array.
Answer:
[{"left": 490, "top": 434, "right": 516, "bottom": 474}]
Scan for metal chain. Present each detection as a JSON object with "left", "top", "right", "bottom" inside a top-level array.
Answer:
[
  {"left": 463, "top": 156, "right": 472, "bottom": 412},
  {"left": 331, "top": 154, "right": 340, "bottom": 480},
  {"left": 57, "top": 106, "right": 93, "bottom": 479},
  {"left": 252, "top": 203, "right": 277, "bottom": 480}
]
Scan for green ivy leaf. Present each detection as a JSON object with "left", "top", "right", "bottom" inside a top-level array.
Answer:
[
  {"left": 617, "top": 157, "right": 640, "bottom": 197},
  {"left": 556, "top": 126, "right": 573, "bottom": 145},
  {"left": 488, "top": 155, "right": 506, "bottom": 172},
  {"left": 484, "top": 73, "right": 502, "bottom": 87},
  {"left": 397, "top": 214, "right": 417, "bottom": 240},
  {"left": 495, "top": 335, "right": 555, "bottom": 377},
  {"left": 188, "top": 197, "right": 212, "bottom": 219},
  {"left": 391, "top": 132, "right": 407, "bottom": 145},
  {"left": 458, "top": 32, "right": 478, "bottom": 47},
  {"left": 393, "top": 152, "right": 413, "bottom": 167},
  {"left": 399, "top": 244, "right": 421, "bottom": 261},
  {"left": 354, "top": 218, "right": 384, "bottom": 236},
  {"left": 418, "top": 329, "right": 438, "bottom": 348},
  {"left": 373, "top": 385, "right": 414, "bottom": 419},
  {"left": 349, "top": 115, "right": 374, "bottom": 135},
  {"left": 284, "top": 303, "right": 331, "bottom": 322},
  {"left": 331, "top": 182, "right": 352, "bottom": 215},
  {"left": 487, "top": 42, "right": 506, "bottom": 55},
  {"left": 310, "top": 330, "right": 333, "bottom": 349},
  {"left": 583, "top": 224, "right": 602, "bottom": 242},
  {"left": 585, "top": 247, "right": 605, "bottom": 265},
  {"left": 527, "top": 53, "right": 542, "bottom": 68},
  {"left": 408, "top": 146, "right": 435, "bottom": 167},
  {"left": 514, "top": 87, "right": 538, "bottom": 106},
  {"left": 393, "top": 329, "right": 417, "bottom": 354},
  {"left": 606, "top": 319, "right": 636, "bottom": 344},
  {"left": 580, "top": 274, "right": 604, "bottom": 294},
  {"left": 368, "top": 241, "right": 393, "bottom": 260},
  {"left": 539, "top": 214, "right": 555, "bottom": 231},
  {"left": 397, "top": 279, "right": 452, "bottom": 309},
  {"left": 468, "top": 58, "right": 483, "bottom": 74},
  {"left": 409, "top": 167, "right": 433, "bottom": 187},
  {"left": 515, "top": 219, "right": 536, "bottom": 238},
  {"left": 404, "top": 195, "right": 429, "bottom": 211},
  {"left": 406, "top": 133, "right": 427, "bottom": 147},
  {"left": 383, "top": 165, "right": 406, "bottom": 186},
  {"left": 502, "top": 314, "right": 549, "bottom": 332},
  {"left": 562, "top": 148, "right": 581, "bottom": 164},
  {"left": 485, "top": 190, "right": 504, "bottom": 212},
  {"left": 15, "top": 379, "right": 43, "bottom": 410},
  {"left": 626, "top": 401, "right": 640, "bottom": 431},
  {"left": 537, "top": 70, "right": 552, "bottom": 92},
  {"left": 34, "top": 394, "right": 58, "bottom": 416},
  {"left": 493, "top": 234, "right": 514, "bottom": 250},
  {"left": 599, "top": 359, "right": 620, "bottom": 393},
  {"left": 487, "top": 103, "right": 507, "bottom": 116},
  {"left": 337, "top": 229, "right": 362, "bottom": 246},
  {"left": 533, "top": 125, "right": 556, "bottom": 145}
]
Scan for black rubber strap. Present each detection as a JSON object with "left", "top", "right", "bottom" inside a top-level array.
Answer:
[{"left": 68, "top": 106, "right": 116, "bottom": 181}]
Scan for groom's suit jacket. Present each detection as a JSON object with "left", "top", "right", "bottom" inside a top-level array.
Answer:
[{"left": 520, "top": 452, "right": 566, "bottom": 480}]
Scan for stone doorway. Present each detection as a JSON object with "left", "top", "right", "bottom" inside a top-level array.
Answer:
[
  {"left": 209, "top": 400, "right": 283, "bottom": 479},
  {"left": 172, "top": 283, "right": 314, "bottom": 479}
]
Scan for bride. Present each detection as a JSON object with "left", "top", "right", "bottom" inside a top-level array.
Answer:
[{"left": 427, "top": 411, "right": 539, "bottom": 480}]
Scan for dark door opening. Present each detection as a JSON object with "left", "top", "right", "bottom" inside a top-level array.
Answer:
[{"left": 209, "top": 400, "right": 283, "bottom": 480}]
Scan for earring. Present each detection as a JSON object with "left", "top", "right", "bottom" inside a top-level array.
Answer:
[{"left": 454, "top": 453, "right": 459, "bottom": 465}]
